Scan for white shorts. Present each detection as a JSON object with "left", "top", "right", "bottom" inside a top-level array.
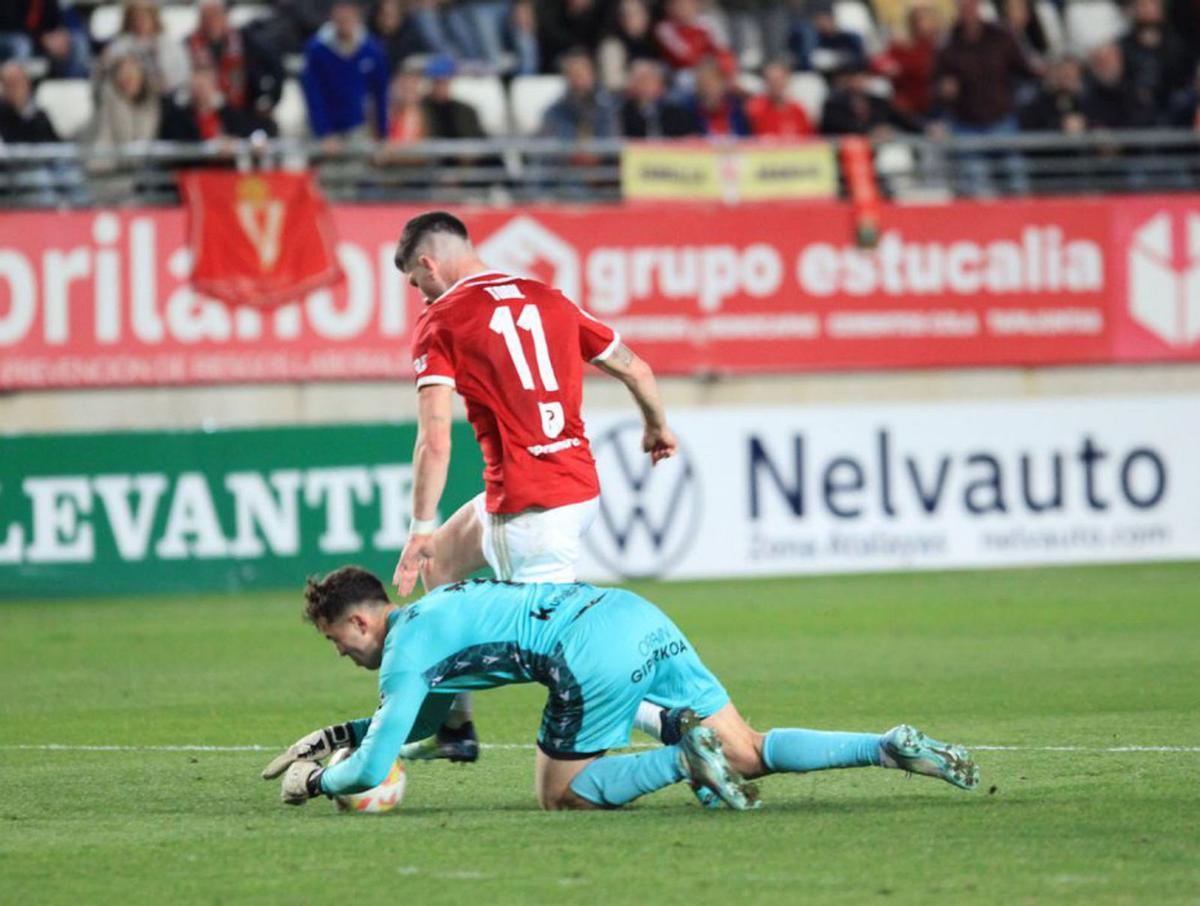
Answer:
[{"left": 471, "top": 493, "right": 599, "bottom": 583}]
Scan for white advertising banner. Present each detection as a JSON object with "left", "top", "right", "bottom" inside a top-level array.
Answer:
[{"left": 577, "top": 395, "right": 1200, "bottom": 581}]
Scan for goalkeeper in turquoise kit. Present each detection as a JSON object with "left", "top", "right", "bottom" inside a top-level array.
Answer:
[{"left": 262, "top": 567, "right": 980, "bottom": 810}]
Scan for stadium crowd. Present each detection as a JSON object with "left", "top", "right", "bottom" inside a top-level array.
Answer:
[{"left": 1, "top": 0, "right": 1199, "bottom": 158}]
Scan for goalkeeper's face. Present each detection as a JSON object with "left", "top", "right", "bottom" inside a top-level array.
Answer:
[{"left": 316, "top": 607, "right": 386, "bottom": 670}]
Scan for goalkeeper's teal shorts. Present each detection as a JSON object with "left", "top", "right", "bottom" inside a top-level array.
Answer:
[{"left": 537, "top": 588, "right": 730, "bottom": 758}]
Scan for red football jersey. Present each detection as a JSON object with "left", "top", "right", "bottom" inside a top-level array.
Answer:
[{"left": 411, "top": 271, "right": 620, "bottom": 515}]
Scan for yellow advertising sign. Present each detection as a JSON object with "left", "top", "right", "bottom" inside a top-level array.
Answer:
[{"left": 621, "top": 142, "right": 837, "bottom": 202}]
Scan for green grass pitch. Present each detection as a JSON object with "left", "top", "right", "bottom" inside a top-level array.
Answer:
[{"left": 2, "top": 563, "right": 1198, "bottom": 905}]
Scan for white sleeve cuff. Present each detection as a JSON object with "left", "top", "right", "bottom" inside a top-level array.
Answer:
[
  {"left": 416, "top": 375, "right": 456, "bottom": 389},
  {"left": 590, "top": 332, "right": 621, "bottom": 364}
]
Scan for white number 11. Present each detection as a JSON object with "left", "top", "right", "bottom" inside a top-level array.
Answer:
[{"left": 488, "top": 304, "right": 560, "bottom": 392}]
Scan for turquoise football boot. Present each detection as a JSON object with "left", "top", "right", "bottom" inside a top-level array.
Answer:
[
  {"left": 881, "top": 724, "right": 980, "bottom": 791},
  {"left": 676, "top": 710, "right": 761, "bottom": 811}
]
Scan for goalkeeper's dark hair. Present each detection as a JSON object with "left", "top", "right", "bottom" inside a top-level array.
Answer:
[
  {"left": 303, "top": 566, "right": 390, "bottom": 624},
  {"left": 395, "top": 210, "right": 470, "bottom": 271}
]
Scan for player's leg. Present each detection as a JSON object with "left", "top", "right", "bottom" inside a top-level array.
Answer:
[
  {"left": 420, "top": 494, "right": 488, "bottom": 590},
  {"left": 641, "top": 611, "right": 980, "bottom": 791},
  {"left": 538, "top": 589, "right": 757, "bottom": 810},
  {"left": 407, "top": 496, "right": 489, "bottom": 760}
]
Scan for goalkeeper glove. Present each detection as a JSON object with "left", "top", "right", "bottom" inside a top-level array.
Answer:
[
  {"left": 261, "top": 722, "right": 354, "bottom": 779},
  {"left": 281, "top": 761, "right": 324, "bottom": 805}
]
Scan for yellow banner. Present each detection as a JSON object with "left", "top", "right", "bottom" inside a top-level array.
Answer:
[{"left": 621, "top": 142, "right": 836, "bottom": 202}]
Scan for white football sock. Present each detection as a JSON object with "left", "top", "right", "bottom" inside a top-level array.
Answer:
[
  {"left": 445, "top": 692, "right": 473, "bottom": 729},
  {"left": 633, "top": 701, "right": 665, "bottom": 740}
]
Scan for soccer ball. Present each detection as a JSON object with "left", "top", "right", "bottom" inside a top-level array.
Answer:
[{"left": 326, "top": 748, "right": 407, "bottom": 814}]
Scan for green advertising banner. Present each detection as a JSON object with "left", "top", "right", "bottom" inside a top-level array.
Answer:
[{"left": 0, "top": 422, "right": 484, "bottom": 598}]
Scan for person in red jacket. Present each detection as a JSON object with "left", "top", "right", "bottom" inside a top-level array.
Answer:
[
  {"left": 654, "top": 0, "right": 737, "bottom": 75},
  {"left": 746, "top": 58, "right": 815, "bottom": 136},
  {"left": 873, "top": 1, "right": 944, "bottom": 121}
]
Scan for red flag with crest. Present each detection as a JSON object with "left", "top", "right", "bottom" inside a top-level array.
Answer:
[{"left": 179, "top": 170, "right": 343, "bottom": 308}]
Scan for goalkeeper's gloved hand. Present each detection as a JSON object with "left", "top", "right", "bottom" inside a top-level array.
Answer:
[
  {"left": 261, "top": 723, "right": 354, "bottom": 779},
  {"left": 281, "top": 761, "right": 324, "bottom": 805}
]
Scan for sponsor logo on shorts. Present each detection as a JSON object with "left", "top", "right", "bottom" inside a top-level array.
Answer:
[{"left": 630, "top": 636, "right": 689, "bottom": 683}]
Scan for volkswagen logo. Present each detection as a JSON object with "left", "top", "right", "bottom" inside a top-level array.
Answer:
[{"left": 584, "top": 420, "right": 701, "bottom": 579}]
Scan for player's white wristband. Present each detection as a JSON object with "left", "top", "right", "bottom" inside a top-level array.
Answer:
[{"left": 409, "top": 517, "right": 438, "bottom": 535}]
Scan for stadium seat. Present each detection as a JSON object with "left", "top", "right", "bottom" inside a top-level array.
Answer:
[
  {"left": 35, "top": 79, "right": 94, "bottom": 140},
  {"left": 509, "top": 75, "right": 566, "bottom": 136},
  {"left": 229, "top": 4, "right": 273, "bottom": 29},
  {"left": 736, "top": 72, "right": 765, "bottom": 97},
  {"left": 448, "top": 75, "right": 508, "bottom": 137},
  {"left": 834, "top": 1, "right": 878, "bottom": 50},
  {"left": 1035, "top": 1, "right": 1066, "bottom": 55},
  {"left": 89, "top": 4, "right": 122, "bottom": 44},
  {"left": 788, "top": 72, "right": 828, "bottom": 121},
  {"left": 275, "top": 78, "right": 308, "bottom": 139},
  {"left": 1065, "top": 0, "right": 1126, "bottom": 54},
  {"left": 161, "top": 6, "right": 199, "bottom": 42}
]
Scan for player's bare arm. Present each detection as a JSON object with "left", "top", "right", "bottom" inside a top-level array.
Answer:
[
  {"left": 393, "top": 383, "right": 454, "bottom": 595},
  {"left": 595, "top": 342, "right": 678, "bottom": 465}
]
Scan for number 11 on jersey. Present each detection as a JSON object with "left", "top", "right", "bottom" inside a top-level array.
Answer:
[{"left": 489, "top": 304, "right": 560, "bottom": 392}]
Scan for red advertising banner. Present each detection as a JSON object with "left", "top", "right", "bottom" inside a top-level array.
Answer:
[{"left": 1, "top": 196, "right": 1198, "bottom": 390}]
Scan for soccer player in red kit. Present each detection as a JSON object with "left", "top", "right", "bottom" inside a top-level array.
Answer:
[{"left": 388, "top": 211, "right": 678, "bottom": 760}]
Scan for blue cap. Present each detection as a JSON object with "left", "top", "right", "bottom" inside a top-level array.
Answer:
[{"left": 424, "top": 54, "right": 456, "bottom": 79}]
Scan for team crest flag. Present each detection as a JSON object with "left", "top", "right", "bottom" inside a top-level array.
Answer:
[{"left": 179, "top": 170, "right": 343, "bottom": 307}]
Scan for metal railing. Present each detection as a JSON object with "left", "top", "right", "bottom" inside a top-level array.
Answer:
[{"left": 2, "top": 130, "right": 1199, "bottom": 209}]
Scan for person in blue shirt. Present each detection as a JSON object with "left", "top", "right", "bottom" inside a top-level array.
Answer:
[
  {"left": 301, "top": 0, "right": 389, "bottom": 145},
  {"left": 263, "top": 567, "right": 981, "bottom": 810}
]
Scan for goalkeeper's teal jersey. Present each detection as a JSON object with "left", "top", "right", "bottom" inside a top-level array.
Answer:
[
  {"left": 320, "top": 578, "right": 729, "bottom": 796},
  {"left": 320, "top": 580, "right": 618, "bottom": 796}
]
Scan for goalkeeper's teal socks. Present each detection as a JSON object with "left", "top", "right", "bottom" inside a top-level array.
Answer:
[
  {"left": 762, "top": 729, "right": 884, "bottom": 773},
  {"left": 569, "top": 746, "right": 684, "bottom": 808}
]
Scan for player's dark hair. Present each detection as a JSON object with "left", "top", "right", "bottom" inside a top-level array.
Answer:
[
  {"left": 395, "top": 211, "right": 470, "bottom": 271},
  {"left": 303, "top": 566, "right": 390, "bottom": 624}
]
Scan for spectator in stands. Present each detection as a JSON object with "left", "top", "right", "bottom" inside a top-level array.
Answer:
[
  {"left": 599, "top": 0, "right": 659, "bottom": 91},
  {"left": 0, "top": 0, "right": 90, "bottom": 78},
  {"left": 746, "top": 58, "right": 816, "bottom": 135},
  {"left": 383, "top": 66, "right": 428, "bottom": 145},
  {"left": 873, "top": 0, "right": 956, "bottom": 45},
  {"left": 819, "top": 61, "right": 921, "bottom": 134},
  {"left": 934, "top": 0, "right": 1037, "bottom": 194},
  {"left": 100, "top": 0, "right": 191, "bottom": 95},
  {"left": 1019, "top": 54, "right": 1087, "bottom": 132},
  {"left": 1120, "top": 0, "right": 1192, "bottom": 121},
  {"left": 537, "top": 0, "right": 606, "bottom": 73},
  {"left": 997, "top": 0, "right": 1049, "bottom": 105},
  {"left": 507, "top": 1, "right": 540, "bottom": 76},
  {"left": 655, "top": 0, "right": 738, "bottom": 75},
  {"left": 721, "top": 0, "right": 792, "bottom": 70},
  {"left": 1081, "top": 41, "right": 1155, "bottom": 128},
  {"left": 789, "top": 0, "right": 869, "bottom": 78},
  {"left": 1168, "top": 61, "right": 1200, "bottom": 128},
  {"left": 160, "top": 63, "right": 279, "bottom": 142},
  {"left": 619, "top": 58, "right": 698, "bottom": 137},
  {"left": 422, "top": 53, "right": 485, "bottom": 139},
  {"left": 301, "top": 0, "right": 389, "bottom": 147},
  {"left": 443, "top": 0, "right": 511, "bottom": 67},
  {"left": 540, "top": 46, "right": 619, "bottom": 140},
  {"left": 187, "top": 0, "right": 283, "bottom": 126},
  {"left": 681, "top": 54, "right": 752, "bottom": 135},
  {"left": 873, "top": 1, "right": 944, "bottom": 121},
  {"left": 94, "top": 53, "right": 161, "bottom": 146},
  {"left": 0, "top": 61, "right": 59, "bottom": 143},
  {"left": 260, "top": 0, "right": 338, "bottom": 56},
  {"left": 0, "top": 60, "right": 88, "bottom": 205}
]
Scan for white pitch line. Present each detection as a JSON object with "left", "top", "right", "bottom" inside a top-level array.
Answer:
[{"left": 2, "top": 743, "right": 1199, "bottom": 754}]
